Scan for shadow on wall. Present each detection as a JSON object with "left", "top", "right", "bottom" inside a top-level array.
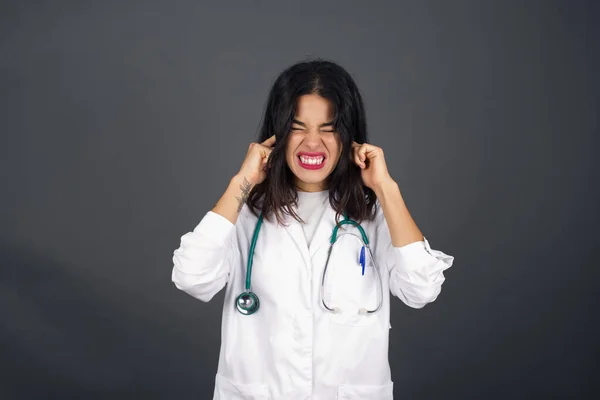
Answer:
[{"left": 0, "top": 240, "right": 211, "bottom": 399}]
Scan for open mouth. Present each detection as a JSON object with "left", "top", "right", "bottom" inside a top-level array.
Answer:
[{"left": 297, "top": 153, "right": 326, "bottom": 170}]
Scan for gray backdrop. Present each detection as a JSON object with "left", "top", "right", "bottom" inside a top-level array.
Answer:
[{"left": 1, "top": 1, "right": 598, "bottom": 399}]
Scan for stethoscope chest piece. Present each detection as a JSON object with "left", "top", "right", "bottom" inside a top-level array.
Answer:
[
  {"left": 236, "top": 291, "right": 260, "bottom": 315},
  {"left": 236, "top": 210, "right": 382, "bottom": 316}
]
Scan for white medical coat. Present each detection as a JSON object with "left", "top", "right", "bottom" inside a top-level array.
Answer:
[{"left": 172, "top": 200, "right": 454, "bottom": 400}]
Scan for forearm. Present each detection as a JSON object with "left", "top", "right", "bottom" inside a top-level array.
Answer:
[
  {"left": 373, "top": 179, "right": 423, "bottom": 247},
  {"left": 211, "top": 175, "right": 254, "bottom": 225}
]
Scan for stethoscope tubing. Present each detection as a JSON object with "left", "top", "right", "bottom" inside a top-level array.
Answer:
[
  {"left": 320, "top": 233, "right": 383, "bottom": 314},
  {"left": 236, "top": 211, "right": 384, "bottom": 315}
]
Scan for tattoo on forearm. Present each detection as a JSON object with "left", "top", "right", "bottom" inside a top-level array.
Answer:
[{"left": 235, "top": 177, "right": 252, "bottom": 213}]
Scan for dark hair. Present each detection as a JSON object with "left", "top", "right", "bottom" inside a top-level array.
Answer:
[{"left": 247, "top": 58, "right": 377, "bottom": 226}]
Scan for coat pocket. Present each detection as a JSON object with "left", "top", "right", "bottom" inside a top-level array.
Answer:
[
  {"left": 326, "top": 238, "right": 380, "bottom": 327},
  {"left": 214, "top": 374, "right": 269, "bottom": 400},
  {"left": 337, "top": 381, "right": 394, "bottom": 400}
]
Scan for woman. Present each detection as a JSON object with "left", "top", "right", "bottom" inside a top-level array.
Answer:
[{"left": 172, "top": 59, "right": 454, "bottom": 400}]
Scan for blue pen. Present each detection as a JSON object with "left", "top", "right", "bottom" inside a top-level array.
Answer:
[{"left": 360, "top": 246, "right": 366, "bottom": 275}]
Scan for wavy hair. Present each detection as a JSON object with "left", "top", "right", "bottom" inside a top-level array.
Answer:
[{"left": 247, "top": 59, "right": 378, "bottom": 226}]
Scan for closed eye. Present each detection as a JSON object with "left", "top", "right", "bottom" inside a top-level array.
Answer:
[{"left": 290, "top": 127, "right": 335, "bottom": 133}]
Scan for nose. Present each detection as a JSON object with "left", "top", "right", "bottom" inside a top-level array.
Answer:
[{"left": 303, "top": 130, "right": 323, "bottom": 148}]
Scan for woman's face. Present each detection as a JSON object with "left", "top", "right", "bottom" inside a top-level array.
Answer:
[{"left": 285, "top": 94, "right": 342, "bottom": 192}]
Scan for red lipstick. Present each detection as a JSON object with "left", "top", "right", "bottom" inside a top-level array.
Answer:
[{"left": 297, "top": 152, "right": 326, "bottom": 170}]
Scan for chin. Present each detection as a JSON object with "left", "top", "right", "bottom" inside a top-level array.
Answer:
[{"left": 298, "top": 169, "right": 329, "bottom": 180}]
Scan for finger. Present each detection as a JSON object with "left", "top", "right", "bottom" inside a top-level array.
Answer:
[
  {"left": 261, "top": 147, "right": 273, "bottom": 168},
  {"left": 352, "top": 142, "right": 369, "bottom": 161},
  {"left": 356, "top": 144, "right": 368, "bottom": 162},
  {"left": 353, "top": 146, "right": 366, "bottom": 168},
  {"left": 262, "top": 134, "right": 276, "bottom": 147},
  {"left": 362, "top": 144, "right": 381, "bottom": 160},
  {"left": 355, "top": 155, "right": 365, "bottom": 169}
]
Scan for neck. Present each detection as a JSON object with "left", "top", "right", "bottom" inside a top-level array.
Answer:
[
  {"left": 297, "top": 187, "right": 328, "bottom": 193},
  {"left": 296, "top": 182, "right": 327, "bottom": 192}
]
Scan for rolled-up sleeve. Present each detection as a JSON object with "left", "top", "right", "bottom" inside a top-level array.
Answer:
[
  {"left": 171, "top": 211, "right": 241, "bottom": 302},
  {"left": 373, "top": 210, "right": 454, "bottom": 309}
]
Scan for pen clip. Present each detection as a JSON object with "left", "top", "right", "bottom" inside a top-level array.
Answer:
[{"left": 360, "top": 246, "right": 365, "bottom": 275}]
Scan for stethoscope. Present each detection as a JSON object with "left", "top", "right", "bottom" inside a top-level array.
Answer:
[{"left": 235, "top": 212, "right": 383, "bottom": 316}]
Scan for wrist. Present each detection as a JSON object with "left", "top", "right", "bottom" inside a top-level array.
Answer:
[
  {"left": 373, "top": 178, "right": 398, "bottom": 197},
  {"left": 232, "top": 173, "right": 253, "bottom": 187}
]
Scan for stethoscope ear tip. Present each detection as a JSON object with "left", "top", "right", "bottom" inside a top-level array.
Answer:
[{"left": 358, "top": 308, "right": 368, "bottom": 315}]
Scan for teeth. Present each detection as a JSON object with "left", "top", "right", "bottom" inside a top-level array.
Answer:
[{"left": 300, "top": 156, "right": 324, "bottom": 165}]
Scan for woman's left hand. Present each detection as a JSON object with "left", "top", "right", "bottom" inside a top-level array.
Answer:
[{"left": 351, "top": 141, "right": 395, "bottom": 190}]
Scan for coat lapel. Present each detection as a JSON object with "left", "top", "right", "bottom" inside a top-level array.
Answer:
[
  {"left": 281, "top": 212, "right": 312, "bottom": 271},
  {"left": 281, "top": 202, "right": 340, "bottom": 271},
  {"left": 308, "top": 205, "right": 338, "bottom": 258}
]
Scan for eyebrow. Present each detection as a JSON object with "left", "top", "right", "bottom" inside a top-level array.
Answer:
[{"left": 292, "top": 119, "right": 335, "bottom": 128}]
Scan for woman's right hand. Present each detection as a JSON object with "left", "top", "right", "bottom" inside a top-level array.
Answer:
[{"left": 236, "top": 135, "right": 277, "bottom": 185}]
